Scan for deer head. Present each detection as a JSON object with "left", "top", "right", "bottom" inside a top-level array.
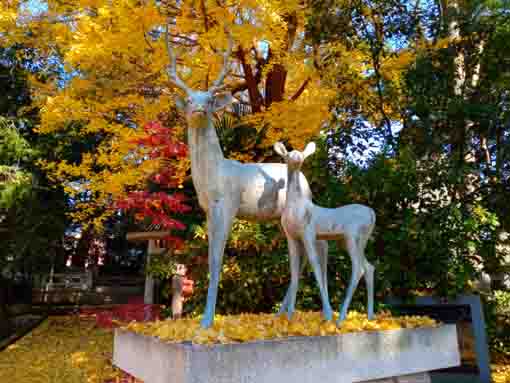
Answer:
[
  {"left": 166, "top": 24, "right": 234, "bottom": 120},
  {"left": 274, "top": 142, "right": 316, "bottom": 170}
]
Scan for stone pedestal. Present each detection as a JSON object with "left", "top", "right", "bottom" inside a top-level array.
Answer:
[
  {"left": 113, "top": 325, "right": 460, "bottom": 383},
  {"left": 365, "top": 373, "right": 430, "bottom": 383}
]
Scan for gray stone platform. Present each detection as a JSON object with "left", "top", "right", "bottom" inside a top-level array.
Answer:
[{"left": 113, "top": 325, "right": 460, "bottom": 383}]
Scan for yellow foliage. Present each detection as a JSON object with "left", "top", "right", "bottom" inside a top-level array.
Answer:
[
  {"left": 493, "top": 354, "right": 510, "bottom": 383},
  {"left": 4, "top": 0, "right": 439, "bottom": 232},
  {"left": 125, "top": 310, "right": 439, "bottom": 345},
  {"left": 0, "top": 3, "right": 18, "bottom": 37},
  {"left": 228, "top": 152, "right": 254, "bottom": 163},
  {"left": 1, "top": 0, "right": 380, "bottom": 228},
  {"left": 0, "top": 316, "right": 121, "bottom": 383}
]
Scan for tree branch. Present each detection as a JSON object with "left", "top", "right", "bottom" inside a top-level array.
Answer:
[
  {"left": 289, "top": 77, "right": 311, "bottom": 101},
  {"left": 236, "top": 47, "right": 263, "bottom": 112},
  {"left": 264, "top": 47, "right": 287, "bottom": 106},
  {"left": 200, "top": 0, "right": 210, "bottom": 32}
]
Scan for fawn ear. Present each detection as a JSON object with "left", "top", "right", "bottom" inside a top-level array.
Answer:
[
  {"left": 303, "top": 142, "right": 316, "bottom": 159},
  {"left": 274, "top": 142, "right": 288, "bottom": 159},
  {"left": 211, "top": 92, "right": 233, "bottom": 112}
]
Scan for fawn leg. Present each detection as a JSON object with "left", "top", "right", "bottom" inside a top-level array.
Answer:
[
  {"left": 303, "top": 231, "right": 333, "bottom": 321},
  {"left": 338, "top": 236, "right": 363, "bottom": 325},
  {"left": 278, "top": 240, "right": 307, "bottom": 316},
  {"left": 285, "top": 238, "right": 301, "bottom": 319},
  {"left": 364, "top": 261, "right": 375, "bottom": 320}
]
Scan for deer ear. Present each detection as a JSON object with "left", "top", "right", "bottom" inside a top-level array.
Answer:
[
  {"left": 175, "top": 95, "right": 186, "bottom": 110},
  {"left": 303, "top": 142, "right": 316, "bottom": 159},
  {"left": 274, "top": 142, "right": 288, "bottom": 159},
  {"left": 212, "top": 92, "right": 233, "bottom": 112}
]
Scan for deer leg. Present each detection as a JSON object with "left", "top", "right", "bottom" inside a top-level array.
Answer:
[
  {"left": 317, "top": 239, "right": 329, "bottom": 304},
  {"left": 303, "top": 232, "right": 333, "bottom": 321},
  {"left": 338, "top": 236, "right": 363, "bottom": 325},
  {"left": 200, "top": 200, "right": 235, "bottom": 329}
]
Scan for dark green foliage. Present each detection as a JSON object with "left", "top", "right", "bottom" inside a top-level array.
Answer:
[
  {"left": 163, "top": 135, "right": 502, "bottom": 319},
  {"left": 485, "top": 290, "right": 510, "bottom": 356},
  {"left": 304, "top": 0, "right": 510, "bottom": 352},
  {"left": 0, "top": 45, "right": 70, "bottom": 286},
  {"left": 0, "top": 47, "right": 32, "bottom": 118}
]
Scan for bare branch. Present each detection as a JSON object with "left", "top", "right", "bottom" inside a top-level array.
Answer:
[
  {"left": 289, "top": 77, "right": 311, "bottom": 101},
  {"left": 167, "top": 33, "right": 198, "bottom": 45},
  {"left": 200, "top": 0, "right": 210, "bottom": 32},
  {"left": 210, "top": 28, "right": 234, "bottom": 92},
  {"left": 209, "top": 79, "right": 249, "bottom": 95}
]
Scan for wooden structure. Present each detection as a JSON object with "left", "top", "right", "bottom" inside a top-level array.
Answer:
[{"left": 126, "top": 225, "right": 190, "bottom": 318}]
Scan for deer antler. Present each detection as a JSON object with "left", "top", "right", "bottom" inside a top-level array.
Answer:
[
  {"left": 165, "top": 22, "right": 192, "bottom": 95},
  {"left": 210, "top": 27, "right": 234, "bottom": 93}
]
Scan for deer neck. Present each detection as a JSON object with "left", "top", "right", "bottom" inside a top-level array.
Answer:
[
  {"left": 286, "top": 167, "right": 304, "bottom": 203},
  {"left": 187, "top": 113, "right": 225, "bottom": 195}
]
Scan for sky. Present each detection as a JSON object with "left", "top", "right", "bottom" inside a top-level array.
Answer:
[{"left": 21, "top": 0, "right": 47, "bottom": 15}]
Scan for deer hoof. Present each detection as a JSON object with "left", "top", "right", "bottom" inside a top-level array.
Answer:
[
  {"left": 323, "top": 309, "right": 334, "bottom": 322},
  {"left": 200, "top": 315, "right": 214, "bottom": 329}
]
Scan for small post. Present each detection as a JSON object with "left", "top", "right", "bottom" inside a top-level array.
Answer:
[
  {"left": 171, "top": 264, "right": 187, "bottom": 319},
  {"left": 144, "top": 240, "right": 157, "bottom": 305}
]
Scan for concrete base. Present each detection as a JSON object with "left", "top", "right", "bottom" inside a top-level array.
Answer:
[
  {"left": 367, "top": 373, "right": 430, "bottom": 383},
  {"left": 114, "top": 325, "right": 460, "bottom": 383}
]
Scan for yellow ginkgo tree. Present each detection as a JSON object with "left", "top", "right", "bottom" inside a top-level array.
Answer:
[{"left": 0, "top": 0, "right": 369, "bottom": 228}]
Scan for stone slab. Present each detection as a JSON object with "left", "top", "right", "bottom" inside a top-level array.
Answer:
[
  {"left": 113, "top": 324, "right": 460, "bottom": 383},
  {"left": 366, "top": 372, "right": 430, "bottom": 383}
]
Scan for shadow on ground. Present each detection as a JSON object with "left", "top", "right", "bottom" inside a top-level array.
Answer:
[{"left": 431, "top": 372, "right": 481, "bottom": 383}]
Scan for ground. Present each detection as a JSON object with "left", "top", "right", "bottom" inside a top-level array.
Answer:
[
  {"left": 0, "top": 316, "right": 128, "bottom": 383},
  {"left": 0, "top": 314, "right": 508, "bottom": 383}
]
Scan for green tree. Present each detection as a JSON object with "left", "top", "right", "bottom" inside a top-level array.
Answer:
[{"left": 0, "top": 46, "right": 70, "bottom": 337}]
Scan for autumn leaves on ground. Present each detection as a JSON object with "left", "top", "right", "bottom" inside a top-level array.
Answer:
[
  {"left": 1, "top": 313, "right": 509, "bottom": 383},
  {"left": 125, "top": 311, "right": 438, "bottom": 344},
  {"left": 0, "top": 312, "right": 436, "bottom": 383},
  {"left": 0, "top": 316, "right": 121, "bottom": 383}
]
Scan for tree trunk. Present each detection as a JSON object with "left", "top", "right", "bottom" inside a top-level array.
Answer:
[
  {"left": 0, "top": 277, "right": 10, "bottom": 339},
  {"left": 265, "top": 61, "right": 287, "bottom": 106},
  {"left": 495, "top": 124, "right": 502, "bottom": 182},
  {"left": 236, "top": 48, "right": 263, "bottom": 113},
  {"left": 74, "top": 228, "right": 93, "bottom": 268},
  {"left": 480, "top": 133, "right": 492, "bottom": 182}
]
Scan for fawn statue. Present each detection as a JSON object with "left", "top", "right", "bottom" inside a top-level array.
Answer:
[{"left": 275, "top": 141, "right": 376, "bottom": 324}]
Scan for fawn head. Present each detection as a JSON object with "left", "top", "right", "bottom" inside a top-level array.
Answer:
[{"left": 274, "top": 142, "right": 316, "bottom": 170}]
